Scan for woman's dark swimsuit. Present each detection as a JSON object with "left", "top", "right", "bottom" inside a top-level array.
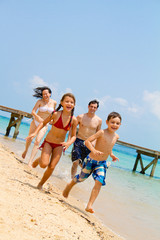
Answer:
[{"left": 40, "top": 111, "right": 72, "bottom": 150}]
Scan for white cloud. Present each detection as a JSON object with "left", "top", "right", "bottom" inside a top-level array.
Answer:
[
  {"left": 29, "top": 76, "right": 60, "bottom": 102},
  {"left": 29, "top": 75, "right": 48, "bottom": 87},
  {"left": 98, "top": 95, "right": 111, "bottom": 107},
  {"left": 114, "top": 97, "right": 128, "bottom": 107},
  {"left": 97, "top": 94, "right": 141, "bottom": 117},
  {"left": 113, "top": 97, "right": 142, "bottom": 114},
  {"left": 143, "top": 90, "right": 160, "bottom": 119}
]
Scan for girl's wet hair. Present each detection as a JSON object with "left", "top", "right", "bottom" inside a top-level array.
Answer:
[
  {"left": 52, "top": 93, "right": 76, "bottom": 126},
  {"left": 33, "top": 86, "right": 52, "bottom": 98},
  {"left": 107, "top": 112, "right": 122, "bottom": 122}
]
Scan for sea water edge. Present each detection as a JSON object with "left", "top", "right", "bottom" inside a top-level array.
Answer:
[{"left": 0, "top": 115, "right": 160, "bottom": 240}]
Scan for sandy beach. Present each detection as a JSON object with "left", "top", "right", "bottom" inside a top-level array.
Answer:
[{"left": 0, "top": 142, "right": 123, "bottom": 240}]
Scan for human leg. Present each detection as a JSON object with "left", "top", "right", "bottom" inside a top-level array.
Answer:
[
  {"left": 32, "top": 141, "right": 51, "bottom": 169},
  {"left": 37, "top": 146, "right": 63, "bottom": 189},
  {"left": 63, "top": 179, "right": 77, "bottom": 198},
  {"left": 63, "top": 159, "right": 93, "bottom": 198},
  {"left": 85, "top": 180, "right": 102, "bottom": 213},
  {"left": 28, "top": 125, "right": 48, "bottom": 166},
  {"left": 71, "top": 139, "right": 91, "bottom": 178},
  {"left": 74, "top": 158, "right": 93, "bottom": 183},
  {"left": 71, "top": 138, "right": 84, "bottom": 178},
  {"left": 32, "top": 156, "right": 41, "bottom": 168},
  {"left": 71, "top": 160, "right": 80, "bottom": 179},
  {"left": 85, "top": 160, "right": 107, "bottom": 213},
  {"left": 22, "top": 121, "right": 36, "bottom": 159}
]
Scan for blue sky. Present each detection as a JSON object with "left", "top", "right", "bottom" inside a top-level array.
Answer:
[{"left": 0, "top": 0, "right": 160, "bottom": 150}]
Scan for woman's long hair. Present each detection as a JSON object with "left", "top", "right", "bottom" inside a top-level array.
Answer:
[{"left": 33, "top": 86, "right": 52, "bottom": 98}]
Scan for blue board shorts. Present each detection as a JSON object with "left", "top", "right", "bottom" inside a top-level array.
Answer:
[
  {"left": 71, "top": 138, "right": 90, "bottom": 164},
  {"left": 74, "top": 156, "right": 108, "bottom": 186}
]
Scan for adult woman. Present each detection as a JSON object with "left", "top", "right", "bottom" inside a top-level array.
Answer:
[{"left": 22, "top": 86, "right": 57, "bottom": 166}]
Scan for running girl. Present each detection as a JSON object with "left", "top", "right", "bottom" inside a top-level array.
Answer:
[{"left": 26, "top": 93, "right": 77, "bottom": 190}]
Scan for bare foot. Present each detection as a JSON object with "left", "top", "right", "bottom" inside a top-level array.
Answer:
[
  {"left": 62, "top": 184, "right": 70, "bottom": 198},
  {"left": 32, "top": 159, "right": 39, "bottom": 168},
  {"left": 22, "top": 150, "right": 27, "bottom": 159},
  {"left": 85, "top": 207, "right": 94, "bottom": 213},
  {"left": 37, "top": 183, "right": 43, "bottom": 190},
  {"left": 28, "top": 162, "right": 32, "bottom": 168}
]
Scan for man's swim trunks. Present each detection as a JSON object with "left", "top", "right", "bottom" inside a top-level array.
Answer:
[
  {"left": 71, "top": 138, "right": 90, "bottom": 164},
  {"left": 74, "top": 156, "right": 108, "bottom": 186}
]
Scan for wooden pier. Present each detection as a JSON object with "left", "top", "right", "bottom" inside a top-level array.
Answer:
[
  {"left": 0, "top": 105, "right": 32, "bottom": 139},
  {"left": 117, "top": 140, "right": 160, "bottom": 177},
  {"left": 0, "top": 105, "right": 159, "bottom": 177}
]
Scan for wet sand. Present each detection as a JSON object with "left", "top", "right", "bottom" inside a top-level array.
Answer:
[{"left": 0, "top": 142, "right": 123, "bottom": 240}]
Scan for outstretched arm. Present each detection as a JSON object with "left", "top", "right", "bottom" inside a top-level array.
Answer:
[
  {"left": 110, "top": 135, "right": 120, "bottom": 162},
  {"left": 85, "top": 130, "right": 103, "bottom": 156},
  {"left": 26, "top": 113, "right": 53, "bottom": 141},
  {"left": 110, "top": 151, "right": 119, "bottom": 162}
]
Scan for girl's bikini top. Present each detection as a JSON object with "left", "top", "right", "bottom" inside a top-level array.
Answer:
[
  {"left": 39, "top": 106, "right": 54, "bottom": 113},
  {"left": 53, "top": 111, "right": 72, "bottom": 131}
]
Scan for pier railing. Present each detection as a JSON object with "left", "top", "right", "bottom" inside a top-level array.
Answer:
[{"left": 117, "top": 140, "right": 160, "bottom": 177}]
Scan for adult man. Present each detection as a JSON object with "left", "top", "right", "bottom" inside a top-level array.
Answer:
[{"left": 71, "top": 100, "right": 102, "bottom": 178}]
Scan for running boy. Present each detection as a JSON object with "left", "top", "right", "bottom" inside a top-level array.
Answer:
[{"left": 63, "top": 112, "right": 121, "bottom": 213}]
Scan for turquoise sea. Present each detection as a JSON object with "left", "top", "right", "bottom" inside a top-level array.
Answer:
[{"left": 0, "top": 114, "right": 160, "bottom": 240}]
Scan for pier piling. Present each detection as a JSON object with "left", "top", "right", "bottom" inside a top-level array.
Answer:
[{"left": 0, "top": 105, "right": 32, "bottom": 139}]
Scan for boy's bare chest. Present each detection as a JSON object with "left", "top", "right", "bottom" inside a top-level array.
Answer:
[{"left": 100, "top": 134, "right": 117, "bottom": 148}]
